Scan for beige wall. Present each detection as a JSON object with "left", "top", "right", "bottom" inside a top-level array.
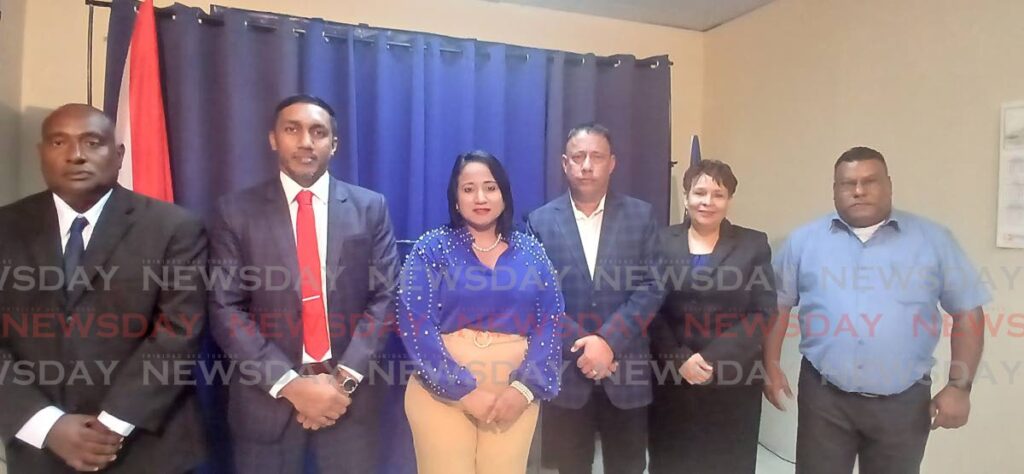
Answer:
[
  {"left": 11, "top": 0, "right": 704, "bottom": 221},
  {"left": 705, "top": 0, "right": 1024, "bottom": 471},
  {"left": 0, "top": 0, "right": 26, "bottom": 206}
]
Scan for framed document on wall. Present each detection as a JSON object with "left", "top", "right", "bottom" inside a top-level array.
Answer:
[{"left": 997, "top": 101, "right": 1024, "bottom": 248}]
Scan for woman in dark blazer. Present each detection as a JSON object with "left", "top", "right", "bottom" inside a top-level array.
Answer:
[{"left": 648, "top": 159, "right": 777, "bottom": 473}]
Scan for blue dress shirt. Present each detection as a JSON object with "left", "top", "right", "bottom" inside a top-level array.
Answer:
[{"left": 774, "top": 210, "right": 991, "bottom": 395}]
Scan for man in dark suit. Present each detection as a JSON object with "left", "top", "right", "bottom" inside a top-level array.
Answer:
[
  {"left": 209, "top": 95, "right": 398, "bottom": 473},
  {"left": 0, "top": 104, "right": 207, "bottom": 473},
  {"left": 527, "top": 123, "right": 664, "bottom": 474}
]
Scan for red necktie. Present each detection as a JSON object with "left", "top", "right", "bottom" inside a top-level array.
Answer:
[{"left": 296, "top": 190, "right": 329, "bottom": 360}]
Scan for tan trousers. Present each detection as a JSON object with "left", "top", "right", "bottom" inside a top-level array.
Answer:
[{"left": 405, "top": 329, "right": 540, "bottom": 474}]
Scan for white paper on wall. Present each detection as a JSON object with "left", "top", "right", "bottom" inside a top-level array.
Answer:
[{"left": 997, "top": 102, "right": 1024, "bottom": 248}]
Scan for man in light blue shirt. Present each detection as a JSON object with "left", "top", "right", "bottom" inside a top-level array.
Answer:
[{"left": 764, "top": 147, "right": 989, "bottom": 474}]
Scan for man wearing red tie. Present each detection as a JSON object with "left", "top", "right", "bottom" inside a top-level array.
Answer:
[{"left": 209, "top": 95, "right": 399, "bottom": 473}]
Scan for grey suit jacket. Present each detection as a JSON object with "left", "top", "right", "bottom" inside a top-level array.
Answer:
[
  {"left": 0, "top": 186, "right": 207, "bottom": 473},
  {"left": 208, "top": 176, "right": 398, "bottom": 444},
  {"left": 527, "top": 192, "right": 665, "bottom": 410}
]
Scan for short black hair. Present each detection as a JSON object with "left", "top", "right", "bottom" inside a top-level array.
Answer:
[
  {"left": 273, "top": 94, "right": 338, "bottom": 136},
  {"left": 682, "top": 159, "right": 738, "bottom": 196},
  {"left": 566, "top": 122, "right": 613, "bottom": 152},
  {"left": 447, "top": 150, "right": 515, "bottom": 238},
  {"left": 834, "top": 146, "right": 887, "bottom": 172}
]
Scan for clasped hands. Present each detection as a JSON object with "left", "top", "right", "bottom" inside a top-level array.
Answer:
[
  {"left": 572, "top": 334, "right": 618, "bottom": 380},
  {"left": 459, "top": 385, "right": 530, "bottom": 429},
  {"left": 45, "top": 414, "right": 124, "bottom": 472},
  {"left": 462, "top": 334, "right": 619, "bottom": 428},
  {"left": 282, "top": 372, "right": 352, "bottom": 431},
  {"left": 679, "top": 353, "right": 714, "bottom": 385},
  {"left": 459, "top": 334, "right": 622, "bottom": 428}
]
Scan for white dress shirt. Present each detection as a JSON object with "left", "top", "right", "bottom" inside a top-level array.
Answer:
[
  {"left": 570, "top": 194, "right": 606, "bottom": 278},
  {"left": 15, "top": 190, "right": 135, "bottom": 449},
  {"left": 268, "top": 172, "right": 363, "bottom": 399}
]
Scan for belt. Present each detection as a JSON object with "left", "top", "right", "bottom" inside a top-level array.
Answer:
[
  {"left": 804, "top": 359, "right": 903, "bottom": 399},
  {"left": 445, "top": 328, "right": 526, "bottom": 348}
]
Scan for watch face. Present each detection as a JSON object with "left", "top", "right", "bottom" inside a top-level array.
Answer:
[{"left": 342, "top": 378, "right": 358, "bottom": 393}]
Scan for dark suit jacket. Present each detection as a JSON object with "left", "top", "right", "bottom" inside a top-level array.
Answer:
[
  {"left": 0, "top": 186, "right": 207, "bottom": 473},
  {"left": 208, "top": 176, "right": 398, "bottom": 445},
  {"left": 527, "top": 192, "right": 665, "bottom": 410},
  {"left": 650, "top": 219, "right": 777, "bottom": 386}
]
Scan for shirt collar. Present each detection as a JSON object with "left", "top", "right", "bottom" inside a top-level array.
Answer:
[
  {"left": 569, "top": 194, "right": 606, "bottom": 221},
  {"left": 52, "top": 188, "right": 114, "bottom": 237},
  {"left": 279, "top": 171, "right": 331, "bottom": 204},
  {"left": 829, "top": 210, "right": 901, "bottom": 233}
]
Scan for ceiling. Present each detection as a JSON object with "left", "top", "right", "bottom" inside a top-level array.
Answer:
[{"left": 479, "top": 0, "right": 775, "bottom": 31}]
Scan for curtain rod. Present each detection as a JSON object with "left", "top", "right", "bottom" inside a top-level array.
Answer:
[{"left": 84, "top": 0, "right": 670, "bottom": 68}]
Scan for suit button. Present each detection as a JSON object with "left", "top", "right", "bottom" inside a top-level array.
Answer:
[{"left": 591, "top": 302, "right": 597, "bottom": 308}]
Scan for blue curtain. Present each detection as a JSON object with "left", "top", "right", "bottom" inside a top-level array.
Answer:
[{"left": 104, "top": 1, "right": 670, "bottom": 473}]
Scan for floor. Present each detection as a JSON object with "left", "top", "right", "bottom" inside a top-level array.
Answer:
[
  {"left": 536, "top": 440, "right": 797, "bottom": 474},
  {"left": 0, "top": 441, "right": 798, "bottom": 474},
  {"left": 756, "top": 444, "right": 797, "bottom": 474}
]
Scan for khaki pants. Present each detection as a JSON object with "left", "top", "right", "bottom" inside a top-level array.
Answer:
[{"left": 405, "top": 329, "right": 540, "bottom": 474}]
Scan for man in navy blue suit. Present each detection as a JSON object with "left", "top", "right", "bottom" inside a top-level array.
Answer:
[
  {"left": 527, "top": 123, "right": 664, "bottom": 474},
  {"left": 208, "top": 95, "right": 399, "bottom": 473}
]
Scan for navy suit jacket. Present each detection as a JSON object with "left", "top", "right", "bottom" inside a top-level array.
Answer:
[
  {"left": 527, "top": 192, "right": 665, "bottom": 410},
  {"left": 208, "top": 176, "right": 398, "bottom": 444}
]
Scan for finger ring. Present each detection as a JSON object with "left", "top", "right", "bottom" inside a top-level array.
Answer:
[{"left": 590, "top": 369, "right": 598, "bottom": 376}]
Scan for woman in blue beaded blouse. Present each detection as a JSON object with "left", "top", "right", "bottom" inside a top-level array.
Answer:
[{"left": 399, "top": 150, "right": 564, "bottom": 474}]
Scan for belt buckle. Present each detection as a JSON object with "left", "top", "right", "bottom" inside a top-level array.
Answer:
[{"left": 473, "top": 331, "right": 493, "bottom": 348}]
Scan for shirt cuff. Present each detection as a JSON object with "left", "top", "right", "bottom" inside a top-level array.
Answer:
[
  {"left": 97, "top": 411, "right": 135, "bottom": 437},
  {"left": 269, "top": 370, "right": 301, "bottom": 399},
  {"left": 337, "top": 364, "right": 364, "bottom": 383},
  {"left": 15, "top": 406, "right": 66, "bottom": 449}
]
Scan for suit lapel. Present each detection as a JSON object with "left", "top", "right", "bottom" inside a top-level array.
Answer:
[
  {"left": 261, "top": 181, "right": 302, "bottom": 305},
  {"left": 67, "top": 186, "right": 136, "bottom": 309},
  {"left": 553, "top": 193, "right": 592, "bottom": 285},
  {"left": 592, "top": 193, "right": 619, "bottom": 285},
  {"left": 324, "top": 178, "right": 351, "bottom": 278},
  {"left": 26, "top": 193, "right": 66, "bottom": 308},
  {"left": 704, "top": 219, "right": 739, "bottom": 281},
  {"left": 662, "top": 223, "right": 694, "bottom": 291},
  {"left": 27, "top": 193, "right": 64, "bottom": 270}
]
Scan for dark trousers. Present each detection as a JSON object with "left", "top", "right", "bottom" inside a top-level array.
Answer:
[
  {"left": 231, "top": 382, "right": 381, "bottom": 474},
  {"left": 540, "top": 386, "right": 648, "bottom": 474},
  {"left": 796, "top": 358, "right": 931, "bottom": 474},
  {"left": 232, "top": 411, "right": 379, "bottom": 474},
  {"left": 648, "top": 381, "right": 762, "bottom": 474}
]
